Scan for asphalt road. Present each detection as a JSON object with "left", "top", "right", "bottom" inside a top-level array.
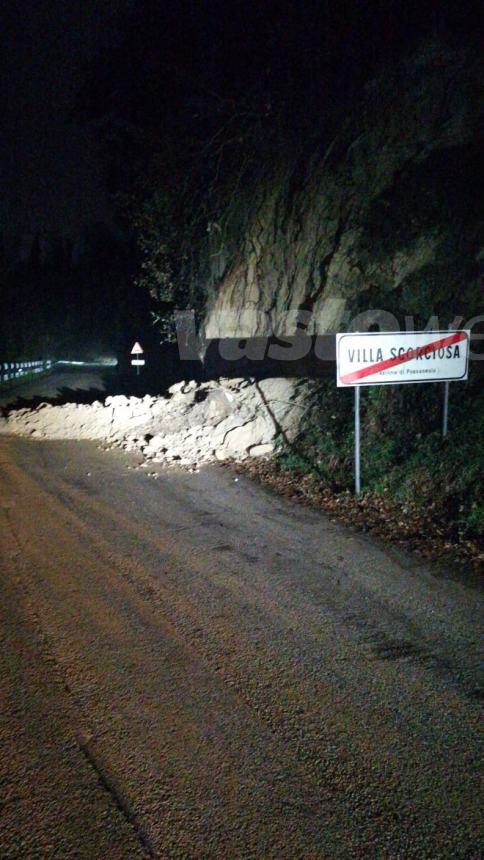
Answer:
[
  {"left": 0, "top": 436, "right": 482, "bottom": 859},
  {"left": 0, "top": 366, "right": 109, "bottom": 410}
]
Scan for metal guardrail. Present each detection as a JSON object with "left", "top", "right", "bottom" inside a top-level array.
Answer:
[
  {"left": 0, "top": 358, "right": 117, "bottom": 384},
  {"left": 0, "top": 359, "right": 54, "bottom": 383}
]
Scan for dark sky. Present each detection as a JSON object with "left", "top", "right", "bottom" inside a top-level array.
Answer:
[
  {"left": 1, "top": 0, "right": 479, "bottom": 259},
  {"left": 0, "top": 1, "right": 130, "bottom": 255}
]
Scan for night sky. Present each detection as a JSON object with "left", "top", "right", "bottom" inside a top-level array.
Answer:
[
  {"left": 1, "top": 0, "right": 479, "bottom": 255},
  {"left": 0, "top": 1, "right": 128, "bottom": 256}
]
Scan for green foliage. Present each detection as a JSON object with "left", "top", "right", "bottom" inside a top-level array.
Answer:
[
  {"left": 131, "top": 191, "right": 180, "bottom": 341},
  {"left": 276, "top": 373, "right": 484, "bottom": 539},
  {"left": 276, "top": 383, "right": 355, "bottom": 490},
  {"left": 358, "top": 142, "right": 483, "bottom": 325}
]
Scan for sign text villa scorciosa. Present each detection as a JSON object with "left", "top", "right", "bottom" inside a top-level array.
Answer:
[{"left": 336, "top": 330, "right": 470, "bottom": 387}]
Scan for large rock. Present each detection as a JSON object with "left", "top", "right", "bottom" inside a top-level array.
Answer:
[
  {"left": 200, "top": 44, "right": 481, "bottom": 342},
  {"left": 0, "top": 377, "right": 317, "bottom": 467}
]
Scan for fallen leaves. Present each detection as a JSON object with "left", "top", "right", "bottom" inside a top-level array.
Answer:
[{"left": 232, "top": 458, "right": 484, "bottom": 575}]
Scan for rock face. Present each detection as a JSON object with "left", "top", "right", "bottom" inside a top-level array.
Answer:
[
  {"left": 0, "top": 378, "right": 317, "bottom": 467},
  {"left": 200, "top": 44, "right": 482, "bottom": 342}
]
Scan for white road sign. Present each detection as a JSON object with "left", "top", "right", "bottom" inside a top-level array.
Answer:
[
  {"left": 131, "top": 358, "right": 145, "bottom": 366},
  {"left": 130, "top": 341, "right": 144, "bottom": 355},
  {"left": 336, "top": 331, "right": 470, "bottom": 387}
]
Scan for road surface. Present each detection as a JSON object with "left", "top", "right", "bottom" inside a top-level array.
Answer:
[
  {"left": 0, "top": 436, "right": 482, "bottom": 858},
  {"left": 0, "top": 365, "right": 109, "bottom": 410}
]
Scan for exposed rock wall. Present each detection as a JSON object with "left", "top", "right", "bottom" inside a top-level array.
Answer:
[{"left": 201, "top": 44, "right": 482, "bottom": 341}]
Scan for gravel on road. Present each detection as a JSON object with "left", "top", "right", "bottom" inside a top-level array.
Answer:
[{"left": 0, "top": 437, "right": 481, "bottom": 858}]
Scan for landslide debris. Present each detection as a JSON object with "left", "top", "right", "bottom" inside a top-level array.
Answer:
[{"left": 0, "top": 377, "right": 315, "bottom": 468}]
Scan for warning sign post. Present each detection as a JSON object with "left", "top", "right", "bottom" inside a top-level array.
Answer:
[
  {"left": 336, "top": 330, "right": 470, "bottom": 494},
  {"left": 130, "top": 341, "right": 145, "bottom": 376}
]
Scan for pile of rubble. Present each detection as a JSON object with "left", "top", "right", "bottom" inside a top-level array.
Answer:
[{"left": 0, "top": 377, "right": 316, "bottom": 467}]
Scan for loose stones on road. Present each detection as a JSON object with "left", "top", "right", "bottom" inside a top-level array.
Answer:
[{"left": 0, "top": 377, "right": 317, "bottom": 469}]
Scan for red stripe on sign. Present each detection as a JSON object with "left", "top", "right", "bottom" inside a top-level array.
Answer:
[{"left": 340, "top": 331, "right": 467, "bottom": 385}]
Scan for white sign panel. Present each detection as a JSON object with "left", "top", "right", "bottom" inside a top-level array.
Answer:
[
  {"left": 336, "top": 331, "right": 470, "bottom": 387},
  {"left": 130, "top": 341, "right": 144, "bottom": 355},
  {"left": 131, "top": 358, "right": 145, "bottom": 366}
]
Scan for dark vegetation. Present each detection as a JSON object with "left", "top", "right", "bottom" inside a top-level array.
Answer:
[{"left": 275, "top": 378, "right": 484, "bottom": 543}]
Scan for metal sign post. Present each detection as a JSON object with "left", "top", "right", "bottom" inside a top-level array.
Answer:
[
  {"left": 130, "top": 342, "right": 145, "bottom": 377},
  {"left": 354, "top": 386, "right": 361, "bottom": 495},
  {"left": 336, "top": 330, "right": 470, "bottom": 494},
  {"left": 132, "top": 359, "right": 145, "bottom": 376},
  {"left": 442, "top": 380, "right": 450, "bottom": 438}
]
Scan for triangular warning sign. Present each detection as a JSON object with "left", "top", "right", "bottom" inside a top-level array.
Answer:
[{"left": 130, "top": 341, "right": 143, "bottom": 355}]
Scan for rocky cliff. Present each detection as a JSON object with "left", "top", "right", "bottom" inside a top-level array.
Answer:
[{"left": 200, "top": 43, "right": 482, "bottom": 342}]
